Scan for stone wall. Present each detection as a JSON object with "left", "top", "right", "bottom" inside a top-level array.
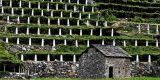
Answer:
[{"left": 23, "top": 61, "right": 78, "bottom": 78}]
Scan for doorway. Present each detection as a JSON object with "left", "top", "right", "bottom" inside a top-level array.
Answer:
[{"left": 109, "top": 66, "right": 113, "bottom": 78}]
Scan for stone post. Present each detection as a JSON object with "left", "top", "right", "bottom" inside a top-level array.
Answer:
[
  {"left": 87, "top": 20, "right": 89, "bottom": 26},
  {"left": 58, "top": 18, "right": 60, "bottom": 25},
  {"left": 88, "top": 13, "right": 91, "bottom": 19},
  {"left": 100, "top": 28, "right": 102, "bottom": 36},
  {"left": 87, "top": 40, "right": 90, "bottom": 47},
  {"left": 82, "top": 6, "right": 84, "bottom": 12},
  {"left": 3, "top": 64, "right": 5, "bottom": 72},
  {"left": 21, "top": 54, "right": 24, "bottom": 61},
  {"left": 0, "top": 0, "right": 2, "bottom": 6},
  {"left": 47, "top": 3, "right": 50, "bottom": 11},
  {"left": 148, "top": 55, "right": 151, "bottom": 65},
  {"left": 21, "top": 8, "right": 24, "bottom": 16},
  {"left": 102, "top": 39, "right": 104, "bottom": 45},
  {"left": 26, "top": 27, "right": 29, "bottom": 35},
  {"left": 136, "top": 54, "right": 139, "bottom": 63},
  {"left": 38, "top": 2, "right": 40, "bottom": 9},
  {"left": 27, "top": 17, "right": 30, "bottom": 24},
  {"left": 15, "top": 27, "right": 18, "bottom": 34},
  {"left": 69, "top": 29, "right": 72, "bottom": 35},
  {"left": 17, "top": 38, "right": 19, "bottom": 45},
  {"left": 138, "top": 24, "right": 141, "bottom": 33},
  {"left": 48, "top": 18, "right": 50, "bottom": 25},
  {"left": 147, "top": 24, "right": 150, "bottom": 34},
  {"left": 111, "top": 28, "right": 114, "bottom": 37},
  {"left": 53, "top": 39, "right": 55, "bottom": 47},
  {"left": 67, "top": 19, "right": 70, "bottom": 26},
  {"left": 65, "top": 4, "right": 67, "bottom": 11},
  {"left": 41, "top": 39, "right": 44, "bottom": 47},
  {"left": 156, "top": 25, "right": 159, "bottom": 35},
  {"left": 77, "top": 20, "right": 79, "bottom": 26},
  {"left": 73, "top": 55, "right": 76, "bottom": 63},
  {"left": 92, "top": 6, "right": 94, "bottom": 13},
  {"left": 79, "top": 13, "right": 81, "bottom": 19},
  {"left": 7, "top": 16, "right": 10, "bottom": 23},
  {"left": 68, "top": 0, "right": 70, "bottom": 3},
  {"left": 60, "top": 55, "right": 63, "bottom": 62},
  {"left": 41, "top": 10, "right": 44, "bottom": 16},
  {"left": 123, "top": 40, "right": 126, "bottom": 47},
  {"left": 60, "top": 11, "right": 63, "bottom": 18},
  {"left": 17, "top": 16, "right": 20, "bottom": 24},
  {"left": 96, "top": 21, "right": 98, "bottom": 26},
  {"left": 59, "top": 28, "right": 62, "bottom": 36},
  {"left": 47, "top": 54, "right": 50, "bottom": 61},
  {"left": 37, "top": 28, "right": 40, "bottom": 35},
  {"left": 80, "top": 29, "right": 82, "bottom": 36},
  {"left": 135, "top": 40, "right": 137, "bottom": 46},
  {"left": 90, "top": 29, "right": 93, "bottom": 35},
  {"left": 64, "top": 39, "right": 67, "bottom": 45},
  {"left": 6, "top": 37, "right": 8, "bottom": 43},
  {"left": 51, "top": 0, "right": 53, "bottom": 2},
  {"left": 29, "top": 1, "right": 31, "bottom": 8},
  {"left": 19, "top": 0, "right": 21, "bottom": 8},
  {"left": 29, "top": 38, "right": 31, "bottom": 46},
  {"left": 113, "top": 39, "right": 115, "bottom": 46},
  {"left": 77, "top": 0, "right": 79, "bottom": 4},
  {"left": 48, "top": 28, "right": 51, "bottom": 36},
  {"left": 10, "top": 0, "right": 12, "bottom": 7},
  {"left": 34, "top": 54, "right": 37, "bottom": 61},
  {"left": 104, "top": 21, "right": 107, "bottom": 27},
  {"left": 75, "top": 40, "right": 78, "bottom": 47},
  {"left": 146, "top": 40, "right": 148, "bottom": 46},
  {"left": 11, "top": 8, "right": 14, "bottom": 16},
  {"left": 51, "top": 10, "right": 53, "bottom": 17},
  {"left": 38, "top": 18, "right": 40, "bottom": 26},
  {"left": 85, "top": 0, "right": 88, "bottom": 5},
  {"left": 156, "top": 40, "right": 159, "bottom": 47},
  {"left": 56, "top": 4, "right": 58, "bottom": 10},
  {"left": 1, "top": 7, "right": 4, "bottom": 14},
  {"left": 32, "top": 9, "right": 34, "bottom": 16},
  {"left": 74, "top": 5, "right": 76, "bottom": 12},
  {"left": 70, "top": 12, "right": 72, "bottom": 18}
]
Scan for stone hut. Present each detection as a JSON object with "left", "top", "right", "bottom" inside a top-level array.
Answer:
[{"left": 78, "top": 44, "right": 131, "bottom": 78}]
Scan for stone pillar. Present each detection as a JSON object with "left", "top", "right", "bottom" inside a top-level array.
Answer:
[
  {"left": 60, "top": 11, "right": 63, "bottom": 18},
  {"left": 38, "top": 18, "right": 40, "bottom": 26},
  {"left": 87, "top": 40, "right": 90, "bottom": 47},
  {"left": 102, "top": 39, "right": 104, "bottom": 45},
  {"left": 156, "top": 25, "right": 159, "bottom": 35},
  {"left": 138, "top": 24, "right": 141, "bottom": 33},
  {"left": 88, "top": 14, "right": 90, "bottom": 19},
  {"left": 77, "top": 20, "right": 79, "bottom": 26},
  {"left": 70, "top": 12, "right": 72, "bottom": 18},
  {"left": 6, "top": 37, "right": 8, "bottom": 43},
  {"left": 41, "top": 39, "right": 44, "bottom": 47},
  {"left": 65, "top": 4, "right": 67, "bottom": 11},
  {"left": 135, "top": 40, "right": 137, "bottom": 46},
  {"left": 59, "top": 28, "right": 62, "bottom": 36},
  {"left": 146, "top": 40, "right": 148, "bottom": 46},
  {"left": 48, "top": 18, "right": 50, "bottom": 25},
  {"left": 77, "top": 0, "right": 79, "bottom": 4},
  {"left": 75, "top": 40, "right": 78, "bottom": 47},
  {"left": 15, "top": 27, "right": 18, "bottom": 34},
  {"left": 68, "top": 0, "right": 70, "bottom": 3},
  {"left": 0, "top": 0, "right": 2, "bottom": 6},
  {"left": 26, "top": 27, "right": 29, "bottom": 35},
  {"left": 38, "top": 2, "right": 40, "bottom": 9},
  {"left": 47, "top": 54, "right": 50, "bottom": 61},
  {"left": 123, "top": 40, "right": 126, "bottom": 47},
  {"left": 29, "top": 38, "right": 31, "bottom": 46},
  {"left": 34, "top": 54, "right": 37, "bottom": 61},
  {"left": 67, "top": 19, "right": 70, "bottom": 26},
  {"left": 51, "top": 0, "right": 53, "bottom": 2},
  {"left": 29, "top": 1, "right": 31, "bottom": 8},
  {"left": 147, "top": 24, "right": 150, "bottom": 34},
  {"left": 11, "top": 8, "right": 14, "bottom": 16},
  {"left": 41, "top": 10, "right": 44, "bottom": 16},
  {"left": 6, "top": 15, "right": 10, "bottom": 23},
  {"left": 111, "top": 28, "right": 114, "bottom": 37},
  {"left": 85, "top": 0, "right": 88, "bottom": 5},
  {"left": 90, "top": 29, "right": 93, "bottom": 35},
  {"left": 69, "top": 29, "right": 72, "bottom": 35},
  {"left": 47, "top": 3, "right": 50, "bottom": 11},
  {"left": 80, "top": 29, "right": 82, "bottom": 36},
  {"left": 21, "top": 8, "right": 24, "bottom": 16},
  {"left": 10, "top": 0, "right": 12, "bottom": 7},
  {"left": 17, "top": 16, "right": 20, "bottom": 24},
  {"left": 60, "top": 55, "right": 63, "bottom": 62},
  {"left": 27, "top": 17, "right": 30, "bottom": 24},
  {"left": 113, "top": 39, "right": 115, "bottom": 46},
  {"left": 96, "top": 21, "right": 98, "bottom": 26},
  {"left": 17, "top": 38, "right": 19, "bottom": 45},
  {"left": 104, "top": 21, "right": 107, "bottom": 27},
  {"left": 32, "top": 9, "right": 34, "bottom": 16},
  {"left": 74, "top": 5, "right": 76, "bottom": 12},
  {"left": 19, "top": 0, "right": 21, "bottom": 8},
  {"left": 37, "top": 28, "right": 40, "bottom": 35},
  {"left": 100, "top": 28, "right": 102, "bottom": 36},
  {"left": 58, "top": 18, "right": 60, "bottom": 25},
  {"left": 73, "top": 55, "right": 76, "bottom": 63},
  {"left": 86, "top": 20, "right": 89, "bottom": 26},
  {"left": 51, "top": 10, "right": 53, "bottom": 17},
  {"left": 92, "top": 6, "right": 94, "bottom": 13},
  {"left": 64, "top": 39, "right": 67, "bottom": 45},
  {"left": 82, "top": 6, "right": 84, "bottom": 12},
  {"left": 21, "top": 54, "right": 24, "bottom": 61},
  {"left": 1, "top": 7, "right": 4, "bottom": 14},
  {"left": 79, "top": 13, "right": 81, "bottom": 19},
  {"left": 56, "top": 4, "right": 58, "bottom": 10},
  {"left": 48, "top": 28, "right": 51, "bottom": 36},
  {"left": 136, "top": 54, "right": 139, "bottom": 63},
  {"left": 148, "top": 55, "right": 151, "bottom": 65},
  {"left": 156, "top": 40, "right": 159, "bottom": 47},
  {"left": 52, "top": 39, "right": 55, "bottom": 47}
]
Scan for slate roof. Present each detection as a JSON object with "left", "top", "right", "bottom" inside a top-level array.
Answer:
[{"left": 91, "top": 44, "right": 131, "bottom": 58}]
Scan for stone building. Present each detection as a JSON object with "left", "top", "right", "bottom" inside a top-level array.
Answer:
[{"left": 78, "top": 44, "right": 131, "bottom": 78}]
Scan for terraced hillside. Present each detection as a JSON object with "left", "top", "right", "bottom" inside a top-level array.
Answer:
[{"left": 0, "top": 0, "right": 160, "bottom": 72}]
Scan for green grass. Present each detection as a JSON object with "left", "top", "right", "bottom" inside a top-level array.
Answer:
[{"left": 31, "top": 77, "right": 160, "bottom": 80}]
